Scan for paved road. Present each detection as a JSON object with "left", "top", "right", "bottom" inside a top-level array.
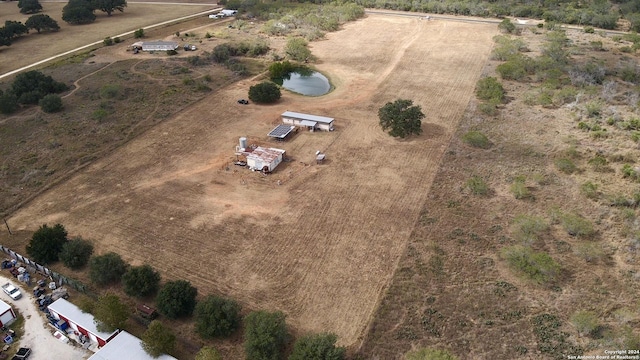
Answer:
[{"left": 0, "top": 275, "right": 90, "bottom": 360}]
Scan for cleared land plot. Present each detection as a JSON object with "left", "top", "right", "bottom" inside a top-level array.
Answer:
[
  {"left": 7, "top": 15, "right": 497, "bottom": 346},
  {"left": 0, "top": 1, "right": 217, "bottom": 75}
]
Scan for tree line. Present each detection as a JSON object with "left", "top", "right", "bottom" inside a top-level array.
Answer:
[
  {"left": 25, "top": 223, "right": 347, "bottom": 359},
  {"left": 0, "top": 0, "right": 128, "bottom": 49}
]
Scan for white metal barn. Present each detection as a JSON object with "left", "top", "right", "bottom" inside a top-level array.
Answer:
[
  {"left": 281, "top": 111, "right": 334, "bottom": 131},
  {"left": 246, "top": 147, "right": 285, "bottom": 172},
  {"left": 88, "top": 331, "right": 177, "bottom": 360},
  {"left": 0, "top": 300, "right": 16, "bottom": 328},
  {"left": 47, "top": 299, "right": 119, "bottom": 347},
  {"left": 141, "top": 41, "right": 179, "bottom": 51}
]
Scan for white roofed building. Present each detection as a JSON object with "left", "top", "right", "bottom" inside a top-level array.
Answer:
[
  {"left": 281, "top": 111, "right": 334, "bottom": 131},
  {"left": 88, "top": 331, "right": 176, "bottom": 360}
]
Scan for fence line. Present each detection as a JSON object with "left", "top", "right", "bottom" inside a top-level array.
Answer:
[{"left": 0, "top": 245, "right": 90, "bottom": 295}]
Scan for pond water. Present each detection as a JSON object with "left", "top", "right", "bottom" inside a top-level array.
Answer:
[{"left": 278, "top": 71, "right": 331, "bottom": 96}]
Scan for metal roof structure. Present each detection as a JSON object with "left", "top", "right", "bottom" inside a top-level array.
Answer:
[
  {"left": 88, "top": 331, "right": 176, "bottom": 360},
  {"left": 281, "top": 111, "right": 334, "bottom": 124},
  {"left": 299, "top": 120, "right": 317, "bottom": 127},
  {"left": 246, "top": 147, "right": 285, "bottom": 164},
  {"left": 47, "top": 299, "right": 118, "bottom": 341},
  {"left": 141, "top": 41, "right": 178, "bottom": 51},
  {"left": 267, "top": 124, "right": 295, "bottom": 139}
]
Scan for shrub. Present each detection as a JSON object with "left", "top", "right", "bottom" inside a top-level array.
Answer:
[
  {"left": 194, "top": 296, "right": 242, "bottom": 339},
  {"left": 114, "top": 37, "right": 121, "bottom": 43},
  {"left": 39, "top": 94, "right": 63, "bottom": 113},
  {"left": 475, "top": 77, "right": 505, "bottom": 103},
  {"left": 103, "top": 37, "right": 113, "bottom": 46},
  {"left": 588, "top": 155, "right": 612, "bottom": 172},
  {"left": 555, "top": 158, "right": 577, "bottom": 174},
  {"left": 570, "top": 311, "right": 599, "bottom": 336},
  {"left": 134, "top": 28, "right": 144, "bottom": 38},
  {"left": 167, "top": 49, "right": 178, "bottom": 56},
  {"left": 405, "top": 348, "right": 459, "bottom": 360},
  {"left": 268, "top": 61, "right": 297, "bottom": 80},
  {"left": 248, "top": 81, "right": 281, "bottom": 104},
  {"left": 100, "top": 84, "right": 121, "bottom": 99},
  {"left": 285, "top": 37, "right": 311, "bottom": 61},
  {"left": 574, "top": 243, "right": 604, "bottom": 263},
  {"left": 289, "top": 333, "right": 346, "bottom": 360},
  {"left": 511, "top": 176, "right": 532, "bottom": 200},
  {"left": 0, "top": 91, "right": 19, "bottom": 114},
  {"left": 498, "top": 19, "right": 516, "bottom": 33},
  {"left": 466, "top": 175, "right": 489, "bottom": 196},
  {"left": 559, "top": 212, "right": 595, "bottom": 238},
  {"left": 497, "top": 57, "right": 528, "bottom": 81},
  {"left": 584, "top": 26, "right": 595, "bottom": 33},
  {"left": 580, "top": 181, "right": 599, "bottom": 199},
  {"left": 59, "top": 237, "right": 93, "bottom": 269},
  {"left": 462, "top": 131, "right": 491, "bottom": 149},
  {"left": 501, "top": 245, "right": 561, "bottom": 284},
  {"left": 205, "top": 32, "right": 212, "bottom": 39},
  {"left": 89, "top": 252, "right": 128, "bottom": 286},
  {"left": 512, "top": 214, "right": 548, "bottom": 245}
]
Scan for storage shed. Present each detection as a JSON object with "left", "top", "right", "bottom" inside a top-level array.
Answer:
[
  {"left": 246, "top": 147, "right": 285, "bottom": 172},
  {"left": 0, "top": 300, "right": 16, "bottom": 328},
  {"left": 47, "top": 299, "right": 119, "bottom": 347},
  {"left": 281, "top": 111, "right": 334, "bottom": 131},
  {"left": 88, "top": 331, "right": 176, "bottom": 360},
  {"left": 141, "top": 41, "right": 179, "bottom": 52}
]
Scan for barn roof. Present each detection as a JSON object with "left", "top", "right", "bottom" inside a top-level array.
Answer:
[
  {"left": 47, "top": 299, "right": 118, "bottom": 341},
  {"left": 0, "top": 300, "right": 10, "bottom": 314},
  {"left": 281, "top": 111, "right": 333, "bottom": 124},
  {"left": 88, "top": 331, "right": 176, "bottom": 360},
  {"left": 246, "top": 147, "right": 285, "bottom": 164}
]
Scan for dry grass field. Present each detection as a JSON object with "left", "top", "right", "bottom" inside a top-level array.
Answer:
[
  {"left": 0, "top": 1, "right": 217, "bottom": 75},
  {"left": 5, "top": 14, "right": 497, "bottom": 353}
]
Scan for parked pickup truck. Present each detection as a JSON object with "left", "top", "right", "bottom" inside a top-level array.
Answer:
[
  {"left": 12, "top": 347, "right": 31, "bottom": 359},
  {"left": 2, "top": 283, "right": 22, "bottom": 300}
]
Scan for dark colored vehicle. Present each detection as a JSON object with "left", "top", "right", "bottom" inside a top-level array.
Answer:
[
  {"left": 12, "top": 347, "right": 31, "bottom": 360},
  {"left": 237, "top": 99, "right": 249, "bottom": 105}
]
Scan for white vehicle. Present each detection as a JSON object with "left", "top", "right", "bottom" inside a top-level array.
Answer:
[
  {"left": 208, "top": 13, "right": 224, "bottom": 19},
  {"left": 2, "top": 283, "right": 22, "bottom": 300},
  {"left": 220, "top": 9, "right": 238, "bottom": 16}
]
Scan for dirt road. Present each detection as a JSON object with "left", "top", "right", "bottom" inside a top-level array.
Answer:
[{"left": 0, "top": 276, "right": 89, "bottom": 360}]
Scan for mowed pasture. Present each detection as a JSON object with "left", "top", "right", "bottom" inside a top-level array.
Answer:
[
  {"left": 0, "top": 1, "right": 217, "bottom": 75},
  {"left": 7, "top": 15, "right": 497, "bottom": 347}
]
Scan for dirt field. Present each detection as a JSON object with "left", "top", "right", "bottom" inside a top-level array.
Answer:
[
  {"left": 6, "top": 14, "right": 497, "bottom": 349},
  {"left": 0, "top": 1, "right": 217, "bottom": 75}
]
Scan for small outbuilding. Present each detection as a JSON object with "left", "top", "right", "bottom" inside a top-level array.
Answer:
[
  {"left": 245, "top": 147, "right": 285, "bottom": 173},
  {"left": 141, "top": 41, "right": 179, "bottom": 52},
  {"left": 281, "top": 111, "right": 334, "bottom": 132},
  {"left": 47, "top": 298, "right": 119, "bottom": 348},
  {"left": 0, "top": 300, "right": 16, "bottom": 328}
]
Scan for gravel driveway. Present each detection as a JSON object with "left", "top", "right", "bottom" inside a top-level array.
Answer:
[{"left": 0, "top": 275, "right": 90, "bottom": 360}]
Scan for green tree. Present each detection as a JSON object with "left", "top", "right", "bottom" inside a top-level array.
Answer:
[
  {"left": 89, "top": 252, "right": 128, "bottom": 286},
  {"left": 244, "top": 310, "right": 288, "bottom": 360},
  {"left": 39, "top": 94, "right": 63, "bottom": 112},
  {"left": 11, "top": 70, "right": 68, "bottom": 105},
  {"left": 26, "top": 224, "right": 68, "bottom": 264},
  {"left": 92, "top": 0, "right": 126, "bottom": 16},
  {"left": 142, "top": 320, "right": 176, "bottom": 358},
  {"left": 195, "top": 295, "right": 241, "bottom": 339},
  {"left": 248, "top": 81, "right": 281, "bottom": 104},
  {"left": 156, "top": 280, "right": 198, "bottom": 319},
  {"left": 93, "top": 293, "right": 129, "bottom": 332},
  {"left": 285, "top": 37, "right": 311, "bottom": 61},
  {"left": 501, "top": 245, "right": 561, "bottom": 284},
  {"left": 59, "top": 237, "right": 93, "bottom": 269},
  {"left": 0, "top": 90, "right": 18, "bottom": 114},
  {"left": 122, "top": 264, "right": 161, "bottom": 298},
  {"left": 18, "top": 0, "right": 43, "bottom": 14},
  {"left": 196, "top": 346, "right": 222, "bottom": 360},
  {"left": 62, "top": 0, "right": 96, "bottom": 25},
  {"left": 25, "top": 14, "right": 60, "bottom": 33},
  {"left": 378, "top": 99, "right": 424, "bottom": 138},
  {"left": 405, "top": 348, "right": 459, "bottom": 360},
  {"left": 0, "top": 27, "right": 12, "bottom": 47},
  {"left": 3, "top": 21, "right": 28, "bottom": 40},
  {"left": 289, "top": 333, "right": 345, "bottom": 360}
]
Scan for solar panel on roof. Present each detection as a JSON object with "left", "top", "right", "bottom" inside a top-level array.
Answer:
[{"left": 268, "top": 124, "right": 295, "bottom": 139}]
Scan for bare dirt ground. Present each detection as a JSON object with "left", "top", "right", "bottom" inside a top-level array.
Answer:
[{"left": 6, "top": 14, "right": 497, "bottom": 350}]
